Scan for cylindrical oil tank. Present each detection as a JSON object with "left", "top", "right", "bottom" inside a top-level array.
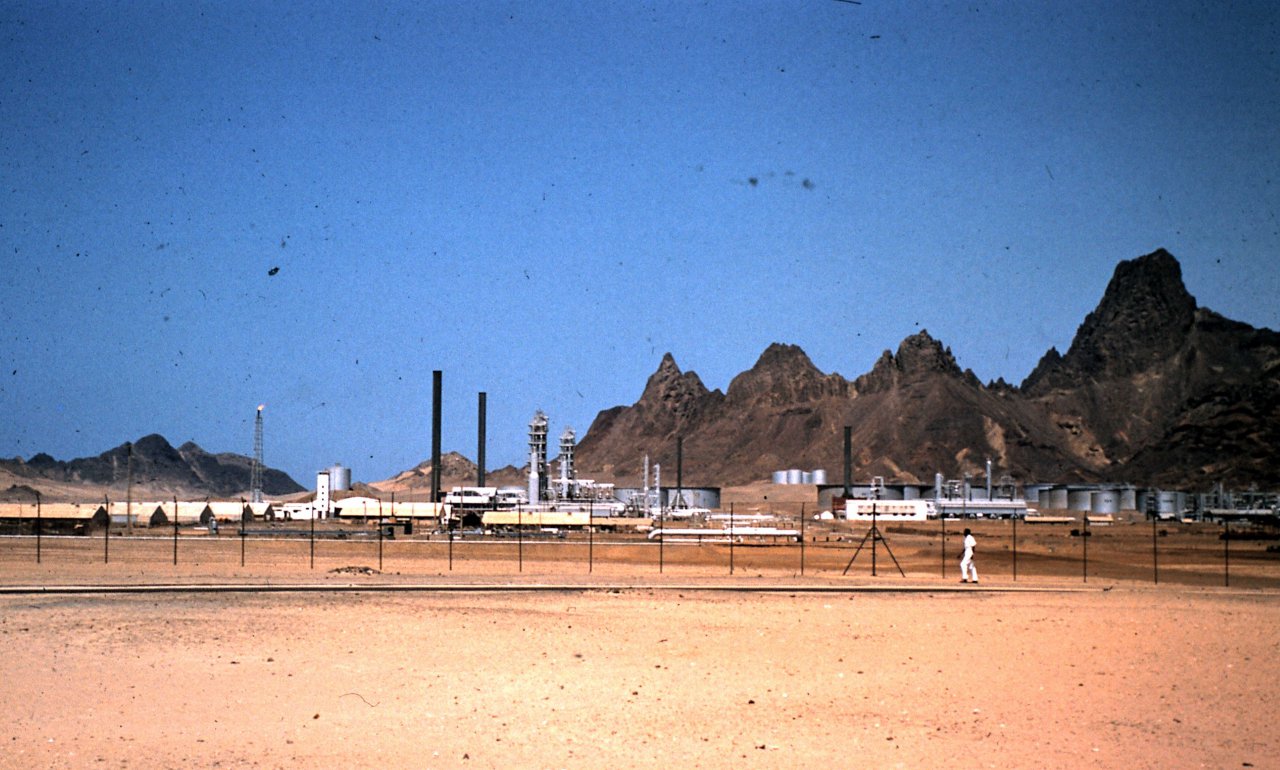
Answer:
[
  {"left": 771, "top": 470, "right": 787, "bottom": 485},
  {"left": 1067, "top": 489, "right": 1092, "bottom": 511},
  {"left": 901, "top": 485, "right": 920, "bottom": 500},
  {"left": 1119, "top": 487, "right": 1137, "bottom": 511},
  {"left": 801, "top": 471, "right": 813, "bottom": 485},
  {"left": 683, "top": 488, "right": 721, "bottom": 510},
  {"left": 1156, "top": 491, "right": 1179, "bottom": 516},
  {"left": 1091, "top": 490, "right": 1120, "bottom": 514},
  {"left": 811, "top": 469, "right": 827, "bottom": 486},
  {"left": 786, "top": 469, "right": 803, "bottom": 485},
  {"left": 878, "top": 486, "right": 905, "bottom": 500},
  {"left": 1047, "top": 487, "right": 1069, "bottom": 510},
  {"left": 328, "top": 463, "right": 351, "bottom": 491}
]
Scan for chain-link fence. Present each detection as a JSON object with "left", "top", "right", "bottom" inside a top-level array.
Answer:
[{"left": 2, "top": 502, "right": 1279, "bottom": 587}]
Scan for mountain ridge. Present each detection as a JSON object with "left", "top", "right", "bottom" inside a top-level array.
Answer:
[{"left": 574, "top": 249, "right": 1280, "bottom": 489}]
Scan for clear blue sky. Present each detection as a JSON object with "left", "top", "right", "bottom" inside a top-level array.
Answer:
[{"left": 2, "top": 1, "right": 1277, "bottom": 485}]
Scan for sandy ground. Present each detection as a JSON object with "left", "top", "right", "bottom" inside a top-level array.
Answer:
[{"left": 2, "top": 524, "right": 1279, "bottom": 769}]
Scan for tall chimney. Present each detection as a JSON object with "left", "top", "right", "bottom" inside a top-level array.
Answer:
[
  {"left": 676, "top": 436, "right": 683, "bottom": 508},
  {"left": 431, "top": 370, "right": 442, "bottom": 504},
  {"left": 477, "top": 391, "right": 487, "bottom": 488},
  {"left": 843, "top": 426, "right": 852, "bottom": 497}
]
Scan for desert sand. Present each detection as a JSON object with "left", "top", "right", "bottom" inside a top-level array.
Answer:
[{"left": 2, "top": 522, "right": 1278, "bottom": 769}]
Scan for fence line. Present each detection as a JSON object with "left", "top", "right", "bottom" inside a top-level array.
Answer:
[{"left": 1, "top": 509, "right": 1277, "bottom": 588}]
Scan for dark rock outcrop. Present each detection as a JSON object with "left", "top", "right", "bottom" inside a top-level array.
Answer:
[
  {"left": 0, "top": 434, "right": 304, "bottom": 498},
  {"left": 573, "top": 249, "right": 1280, "bottom": 489}
]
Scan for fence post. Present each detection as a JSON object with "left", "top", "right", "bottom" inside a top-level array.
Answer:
[
  {"left": 799, "top": 502, "right": 806, "bottom": 576},
  {"left": 517, "top": 504, "right": 523, "bottom": 573},
  {"left": 35, "top": 491, "right": 42, "bottom": 565},
  {"left": 310, "top": 510, "right": 315, "bottom": 570},
  {"left": 658, "top": 505, "right": 664, "bottom": 574},
  {"left": 588, "top": 500, "right": 594, "bottom": 574},
  {"left": 1012, "top": 514, "right": 1018, "bottom": 582},
  {"left": 1082, "top": 514, "right": 1089, "bottom": 583},
  {"left": 1152, "top": 514, "right": 1158, "bottom": 585},
  {"left": 103, "top": 495, "right": 110, "bottom": 565},
  {"left": 378, "top": 497, "right": 384, "bottom": 572},
  {"left": 1223, "top": 518, "right": 1230, "bottom": 588},
  {"left": 729, "top": 502, "right": 735, "bottom": 576},
  {"left": 871, "top": 503, "right": 878, "bottom": 578},
  {"left": 940, "top": 512, "right": 946, "bottom": 579}
]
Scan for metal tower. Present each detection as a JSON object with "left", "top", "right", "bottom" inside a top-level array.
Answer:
[
  {"left": 528, "top": 410, "right": 548, "bottom": 503},
  {"left": 559, "top": 426, "right": 576, "bottom": 498},
  {"left": 250, "top": 405, "right": 264, "bottom": 504}
]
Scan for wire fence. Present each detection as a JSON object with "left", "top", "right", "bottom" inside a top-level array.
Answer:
[{"left": 2, "top": 507, "right": 1278, "bottom": 588}]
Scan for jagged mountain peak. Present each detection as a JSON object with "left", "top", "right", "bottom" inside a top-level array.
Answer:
[
  {"left": 857, "top": 330, "right": 965, "bottom": 392},
  {"left": 106, "top": 433, "right": 177, "bottom": 457},
  {"left": 639, "top": 352, "right": 712, "bottom": 405},
  {"left": 725, "top": 342, "right": 839, "bottom": 405},
  {"left": 895, "top": 330, "right": 963, "bottom": 376},
  {"left": 574, "top": 249, "right": 1277, "bottom": 488},
  {"left": 1032, "top": 249, "right": 1198, "bottom": 387}
]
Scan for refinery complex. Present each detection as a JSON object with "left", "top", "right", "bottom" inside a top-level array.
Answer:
[{"left": 5, "top": 389, "right": 1276, "bottom": 539}]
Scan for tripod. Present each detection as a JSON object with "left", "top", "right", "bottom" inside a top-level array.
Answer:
[{"left": 842, "top": 502, "right": 905, "bottom": 577}]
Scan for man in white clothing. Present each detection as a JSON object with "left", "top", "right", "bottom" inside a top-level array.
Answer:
[{"left": 960, "top": 528, "right": 978, "bottom": 583}]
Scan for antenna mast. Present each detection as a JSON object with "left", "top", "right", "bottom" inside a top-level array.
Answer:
[{"left": 251, "top": 405, "right": 264, "bottom": 503}]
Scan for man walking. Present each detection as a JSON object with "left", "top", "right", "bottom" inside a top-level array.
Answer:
[{"left": 960, "top": 527, "right": 978, "bottom": 583}]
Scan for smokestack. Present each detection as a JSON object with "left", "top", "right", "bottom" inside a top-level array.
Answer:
[
  {"left": 477, "top": 392, "right": 487, "bottom": 488},
  {"left": 431, "top": 370, "right": 442, "bottom": 504},
  {"left": 986, "top": 458, "right": 993, "bottom": 501},
  {"left": 676, "top": 436, "right": 683, "bottom": 506},
  {"left": 843, "top": 426, "right": 852, "bottom": 497}
]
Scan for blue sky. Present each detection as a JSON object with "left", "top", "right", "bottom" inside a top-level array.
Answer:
[{"left": 2, "top": 0, "right": 1277, "bottom": 484}]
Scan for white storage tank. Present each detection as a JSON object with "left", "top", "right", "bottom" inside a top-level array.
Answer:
[
  {"left": 786, "top": 469, "right": 803, "bottom": 485},
  {"left": 771, "top": 470, "right": 788, "bottom": 485},
  {"left": 1157, "top": 491, "right": 1180, "bottom": 516},
  {"left": 811, "top": 469, "right": 827, "bottom": 486},
  {"left": 328, "top": 463, "right": 351, "bottom": 492},
  {"left": 1091, "top": 490, "right": 1121, "bottom": 514},
  {"left": 1047, "top": 487, "right": 1069, "bottom": 510},
  {"left": 1067, "top": 489, "right": 1093, "bottom": 511}
]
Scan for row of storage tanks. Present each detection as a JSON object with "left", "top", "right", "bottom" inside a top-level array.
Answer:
[
  {"left": 1025, "top": 485, "right": 1188, "bottom": 515},
  {"left": 772, "top": 469, "right": 829, "bottom": 485},
  {"left": 819, "top": 483, "right": 1189, "bottom": 516}
]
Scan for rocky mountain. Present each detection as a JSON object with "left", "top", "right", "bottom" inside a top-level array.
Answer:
[
  {"left": 574, "top": 249, "right": 1280, "bottom": 489},
  {"left": 369, "top": 451, "right": 525, "bottom": 497},
  {"left": 0, "top": 434, "right": 305, "bottom": 500}
]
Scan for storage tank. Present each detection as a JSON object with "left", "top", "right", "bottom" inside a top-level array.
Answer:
[
  {"left": 1091, "top": 490, "right": 1120, "bottom": 514},
  {"left": 801, "top": 471, "right": 813, "bottom": 485},
  {"left": 786, "top": 469, "right": 803, "bottom": 485},
  {"left": 1156, "top": 490, "right": 1180, "bottom": 516},
  {"left": 1046, "top": 487, "right": 1069, "bottom": 510},
  {"left": 901, "top": 485, "right": 920, "bottom": 500},
  {"left": 328, "top": 464, "right": 351, "bottom": 492},
  {"left": 771, "top": 470, "right": 787, "bottom": 485},
  {"left": 1119, "top": 487, "right": 1137, "bottom": 511},
  {"left": 1067, "top": 489, "right": 1092, "bottom": 511},
  {"left": 661, "top": 486, "right": 721, "bottom": 510},
  {"left": 811, "top": 469, "right": 827, "bottom": 486}
]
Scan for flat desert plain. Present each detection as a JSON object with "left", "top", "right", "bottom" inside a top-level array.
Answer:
[{"left": 2, "top": 545, "right": 1279, "bottom": 769}]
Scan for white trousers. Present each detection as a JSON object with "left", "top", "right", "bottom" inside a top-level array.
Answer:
[{"left": 959, "top": 551, "right": 978, "bottom": 582}]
